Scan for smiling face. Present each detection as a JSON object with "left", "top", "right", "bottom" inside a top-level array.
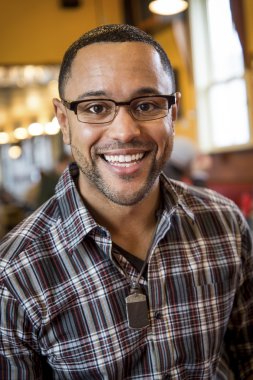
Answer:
[{"left": 54, "top": 42, "right": 178, "bottom": 206}]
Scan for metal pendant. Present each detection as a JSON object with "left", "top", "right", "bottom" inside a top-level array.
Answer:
[{"left": 126, "top": 292, "right": 149, "bottom": 329}]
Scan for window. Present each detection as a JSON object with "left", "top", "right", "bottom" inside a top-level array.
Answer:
[{"left": 189, "top": 0, "right": 250, "bottom": 151}]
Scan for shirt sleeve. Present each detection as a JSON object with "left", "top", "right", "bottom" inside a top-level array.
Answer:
[
  {"left": 224, "top": 214, "right": 253, "bottom": 380},
  {"left": 0, "top": 283, "right": 43, "bottom": 380}
]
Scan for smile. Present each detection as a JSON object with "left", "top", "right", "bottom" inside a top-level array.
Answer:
[{"left": 103, "top": 153, "right": 145, "bottom": 166}]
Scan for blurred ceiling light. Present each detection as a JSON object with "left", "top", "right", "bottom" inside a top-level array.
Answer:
[
  {"left": 44, "top": 117, "right": 61, "bottom": 135},
  {"left": 8, "top": 145, "right": 22, "bottom": 159},
  {"left": 149, "top": 0, "right": 188, "bottom": 15},
  {"left": 0, "top": 65, "right": 60, "bottom": 87},
  {"left": 28, "top": 122, "right": 44, "bottom": 136},
  {"left": 0, "top": 131, "right": 10, "bottom": 144},
  {"left": 23, "top": 65, "right": 36, "bottom": 82},
  {"left": 26, "top": 91, "right": 41, "bottom": 110},
  {"left": 13, "top": 127, "right": 29, "bottom": 140}
]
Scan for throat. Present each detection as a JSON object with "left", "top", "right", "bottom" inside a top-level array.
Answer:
[
  {"left": 111, "top": 217, "right": 159, "bottom": 261},
  {"left": 113, "top": 243, "right": 146, "bottom": 273},
  {"left": 111, "top": 237, "right": 150, "bottom": 261}
]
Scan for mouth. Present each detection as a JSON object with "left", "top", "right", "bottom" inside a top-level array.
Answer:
[{"left": 102, "top": 152, "right": 146, "bottom": 167}]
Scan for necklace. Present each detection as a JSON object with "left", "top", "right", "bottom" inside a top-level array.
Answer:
[
  {"left": 114, "top": 225, "right": 158, "bottom": 330},
  {"left": 125, "top": 260, "right": 150, "bottom": 329}
]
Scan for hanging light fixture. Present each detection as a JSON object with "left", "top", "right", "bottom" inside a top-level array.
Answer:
[
  {"left": 149, "top": 0, "right": 188, "bottom": 16},
  {"left": 13, "top": 127, "right": 29, "bottom": 140},
  {"left": 28, "top": 122, "right": 44, "bottom": 137},
  {"left": 8, "top": 145, "right": 22, "bottom": 159},
  {"left": 0, "top": 131, "right": 10, "bottom": 145},
  {"left": 44, "top": 117, "right": 61, "bottom": 136}
]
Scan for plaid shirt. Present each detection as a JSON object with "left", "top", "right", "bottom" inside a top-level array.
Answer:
[{"left": 0, "top": 163, "right": 253, "bottom": 380}]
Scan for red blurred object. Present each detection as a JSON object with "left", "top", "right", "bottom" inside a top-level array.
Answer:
[{"left": 240, "top": 192, "right": 253, "bottom": 218}]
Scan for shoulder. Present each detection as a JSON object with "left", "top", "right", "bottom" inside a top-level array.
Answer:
[
  {"left": 162, "top": 176, "right": 253, "bottom": 268},
  {"left": 163, "top": 175, "right": 235, "bottom": 205},
  {"left": 0, "top": 196, "right": 61, "bottom": 273},
  {"left": 181, "top": 182, "right": 237, "bottom": 209},
  {"left": 162, "top": 175, "right": 248, "bottom": 230}
]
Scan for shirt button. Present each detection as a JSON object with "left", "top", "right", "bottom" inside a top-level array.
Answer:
[{"left": 154, "top": 311, "right": 162, "bottom": 319}]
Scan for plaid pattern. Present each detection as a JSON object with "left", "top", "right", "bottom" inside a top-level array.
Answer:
[{"left": 0, "top": 163, "right": 252, "bottom": 379}]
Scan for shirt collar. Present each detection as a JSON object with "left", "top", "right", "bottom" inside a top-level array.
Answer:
[
  {"left": 159, "top": 173, "right": 195, "bottom": 222},
  {"left": 55, "top": 164, "right": 195, "bottom": 252},
  {"left": 55, "top": 163, "right": 100, "bottom": 252}
]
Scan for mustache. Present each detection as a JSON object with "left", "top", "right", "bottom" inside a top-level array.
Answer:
[{"left": 95, "top": 139, "right": 156, "bottom": 153}]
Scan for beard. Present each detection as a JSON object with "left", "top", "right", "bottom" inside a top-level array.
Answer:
[{"left": 70, "top": 139, "right": 172, "bottom": 206}]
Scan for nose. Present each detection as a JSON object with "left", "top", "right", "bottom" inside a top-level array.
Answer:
[{"left": 106, "top": 106, "right": 141, "bottom": 142}]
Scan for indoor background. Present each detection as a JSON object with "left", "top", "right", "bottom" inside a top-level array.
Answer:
[{"left": 0, "top": 0, "right": 253, "bottom": 237}]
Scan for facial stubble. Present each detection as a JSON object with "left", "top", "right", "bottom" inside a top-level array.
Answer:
[{"left": 69, "top": 133, "right": 173, "bottom": 206}]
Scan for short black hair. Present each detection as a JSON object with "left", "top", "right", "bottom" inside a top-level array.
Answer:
[{"left": 58, "top": 24, "right": 175, "bottom": 98}]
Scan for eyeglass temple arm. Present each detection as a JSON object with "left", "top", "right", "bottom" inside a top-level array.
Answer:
[
  {"left": 61, "top": 99, "right": 76, "bottom": 112},
  {"left": 169, "top": 95, "right": 176, "bottom": 107}
]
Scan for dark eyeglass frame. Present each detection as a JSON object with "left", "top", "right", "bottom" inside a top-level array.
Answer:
[{"left": 61, "top": 94, "right": 176, "bottom": 124}]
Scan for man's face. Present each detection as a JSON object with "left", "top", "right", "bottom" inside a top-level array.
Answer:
[{"left": 54, "top": 42, "right": 178, "bottom": 206}]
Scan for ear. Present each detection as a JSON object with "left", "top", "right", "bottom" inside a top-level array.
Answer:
[
  {"left": 52, "top": 98, "right": 71, "bottom": 145},
  {"left": 172, "top": 92, "right": 181, "bottom": 121}
]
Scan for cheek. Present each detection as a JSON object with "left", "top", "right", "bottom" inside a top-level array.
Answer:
[
  {"left": 152, "top": 119, "right": 174, "bottom": 155},
  {"left": 70, "top": 123, "right": 103, "bottom": 150}
]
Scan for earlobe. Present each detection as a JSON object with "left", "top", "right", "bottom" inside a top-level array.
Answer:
[{"left": 52, "top": 98, "right": 71, "bottom": 145}]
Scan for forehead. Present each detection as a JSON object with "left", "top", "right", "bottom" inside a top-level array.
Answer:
[{"left": 64, "top": 42, "right": 172, "bottom": 99}]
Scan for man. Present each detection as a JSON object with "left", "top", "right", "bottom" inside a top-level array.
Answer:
[
  {"left": 0, "top": 24, "right": 252, "bottom": 379},
  {"left": 25, "top": 153, "right": 71, "bottom": 210}
]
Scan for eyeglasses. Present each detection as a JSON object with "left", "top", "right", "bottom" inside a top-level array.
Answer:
[{"left": 61, "top": 94, "right": 176, "bottom": 124}]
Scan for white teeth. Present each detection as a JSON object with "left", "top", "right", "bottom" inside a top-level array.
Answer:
[{"left": 104, "top": 153, "right": 144, "bottom": 164}]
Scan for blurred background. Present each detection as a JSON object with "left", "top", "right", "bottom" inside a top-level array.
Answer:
[{"left": 0, "top": 0, "right": 253, "bottom": 238}]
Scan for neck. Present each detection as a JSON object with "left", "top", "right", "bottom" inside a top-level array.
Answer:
[{"left": 78, "top": 178, "right": 161, "bottom": 260}]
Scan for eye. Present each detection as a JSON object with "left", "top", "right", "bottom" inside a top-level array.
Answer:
[
  {"left": 89, "top": 104, "right": 107, "bottom": 114},
  {"left": 134, "top": 99, "right": 162, "bottom": 114},
  {"left": 136, "top": 102, "right": 156, "bottom": 112},
  {"left": 78, "top": 101, "right": 113, "bottom": 115}
]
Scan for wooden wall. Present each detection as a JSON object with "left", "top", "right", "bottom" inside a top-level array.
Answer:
[{"left": 0, "top": 0, "right": 123, "bottom": 65}]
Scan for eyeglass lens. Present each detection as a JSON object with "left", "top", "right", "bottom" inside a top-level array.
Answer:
[{"left": 76, "top": 96, "right": 170, "bottom": 123}]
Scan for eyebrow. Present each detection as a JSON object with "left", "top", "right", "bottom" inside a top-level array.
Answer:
[
  {"left": 75, "top": 87, "right": 162, "bottom": 101},
  {"left": 76, "top": 91, "right": 107, "bottom": 100},
  {"left": 134, "top": 87, "right": 161, "bottom": 96}
]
